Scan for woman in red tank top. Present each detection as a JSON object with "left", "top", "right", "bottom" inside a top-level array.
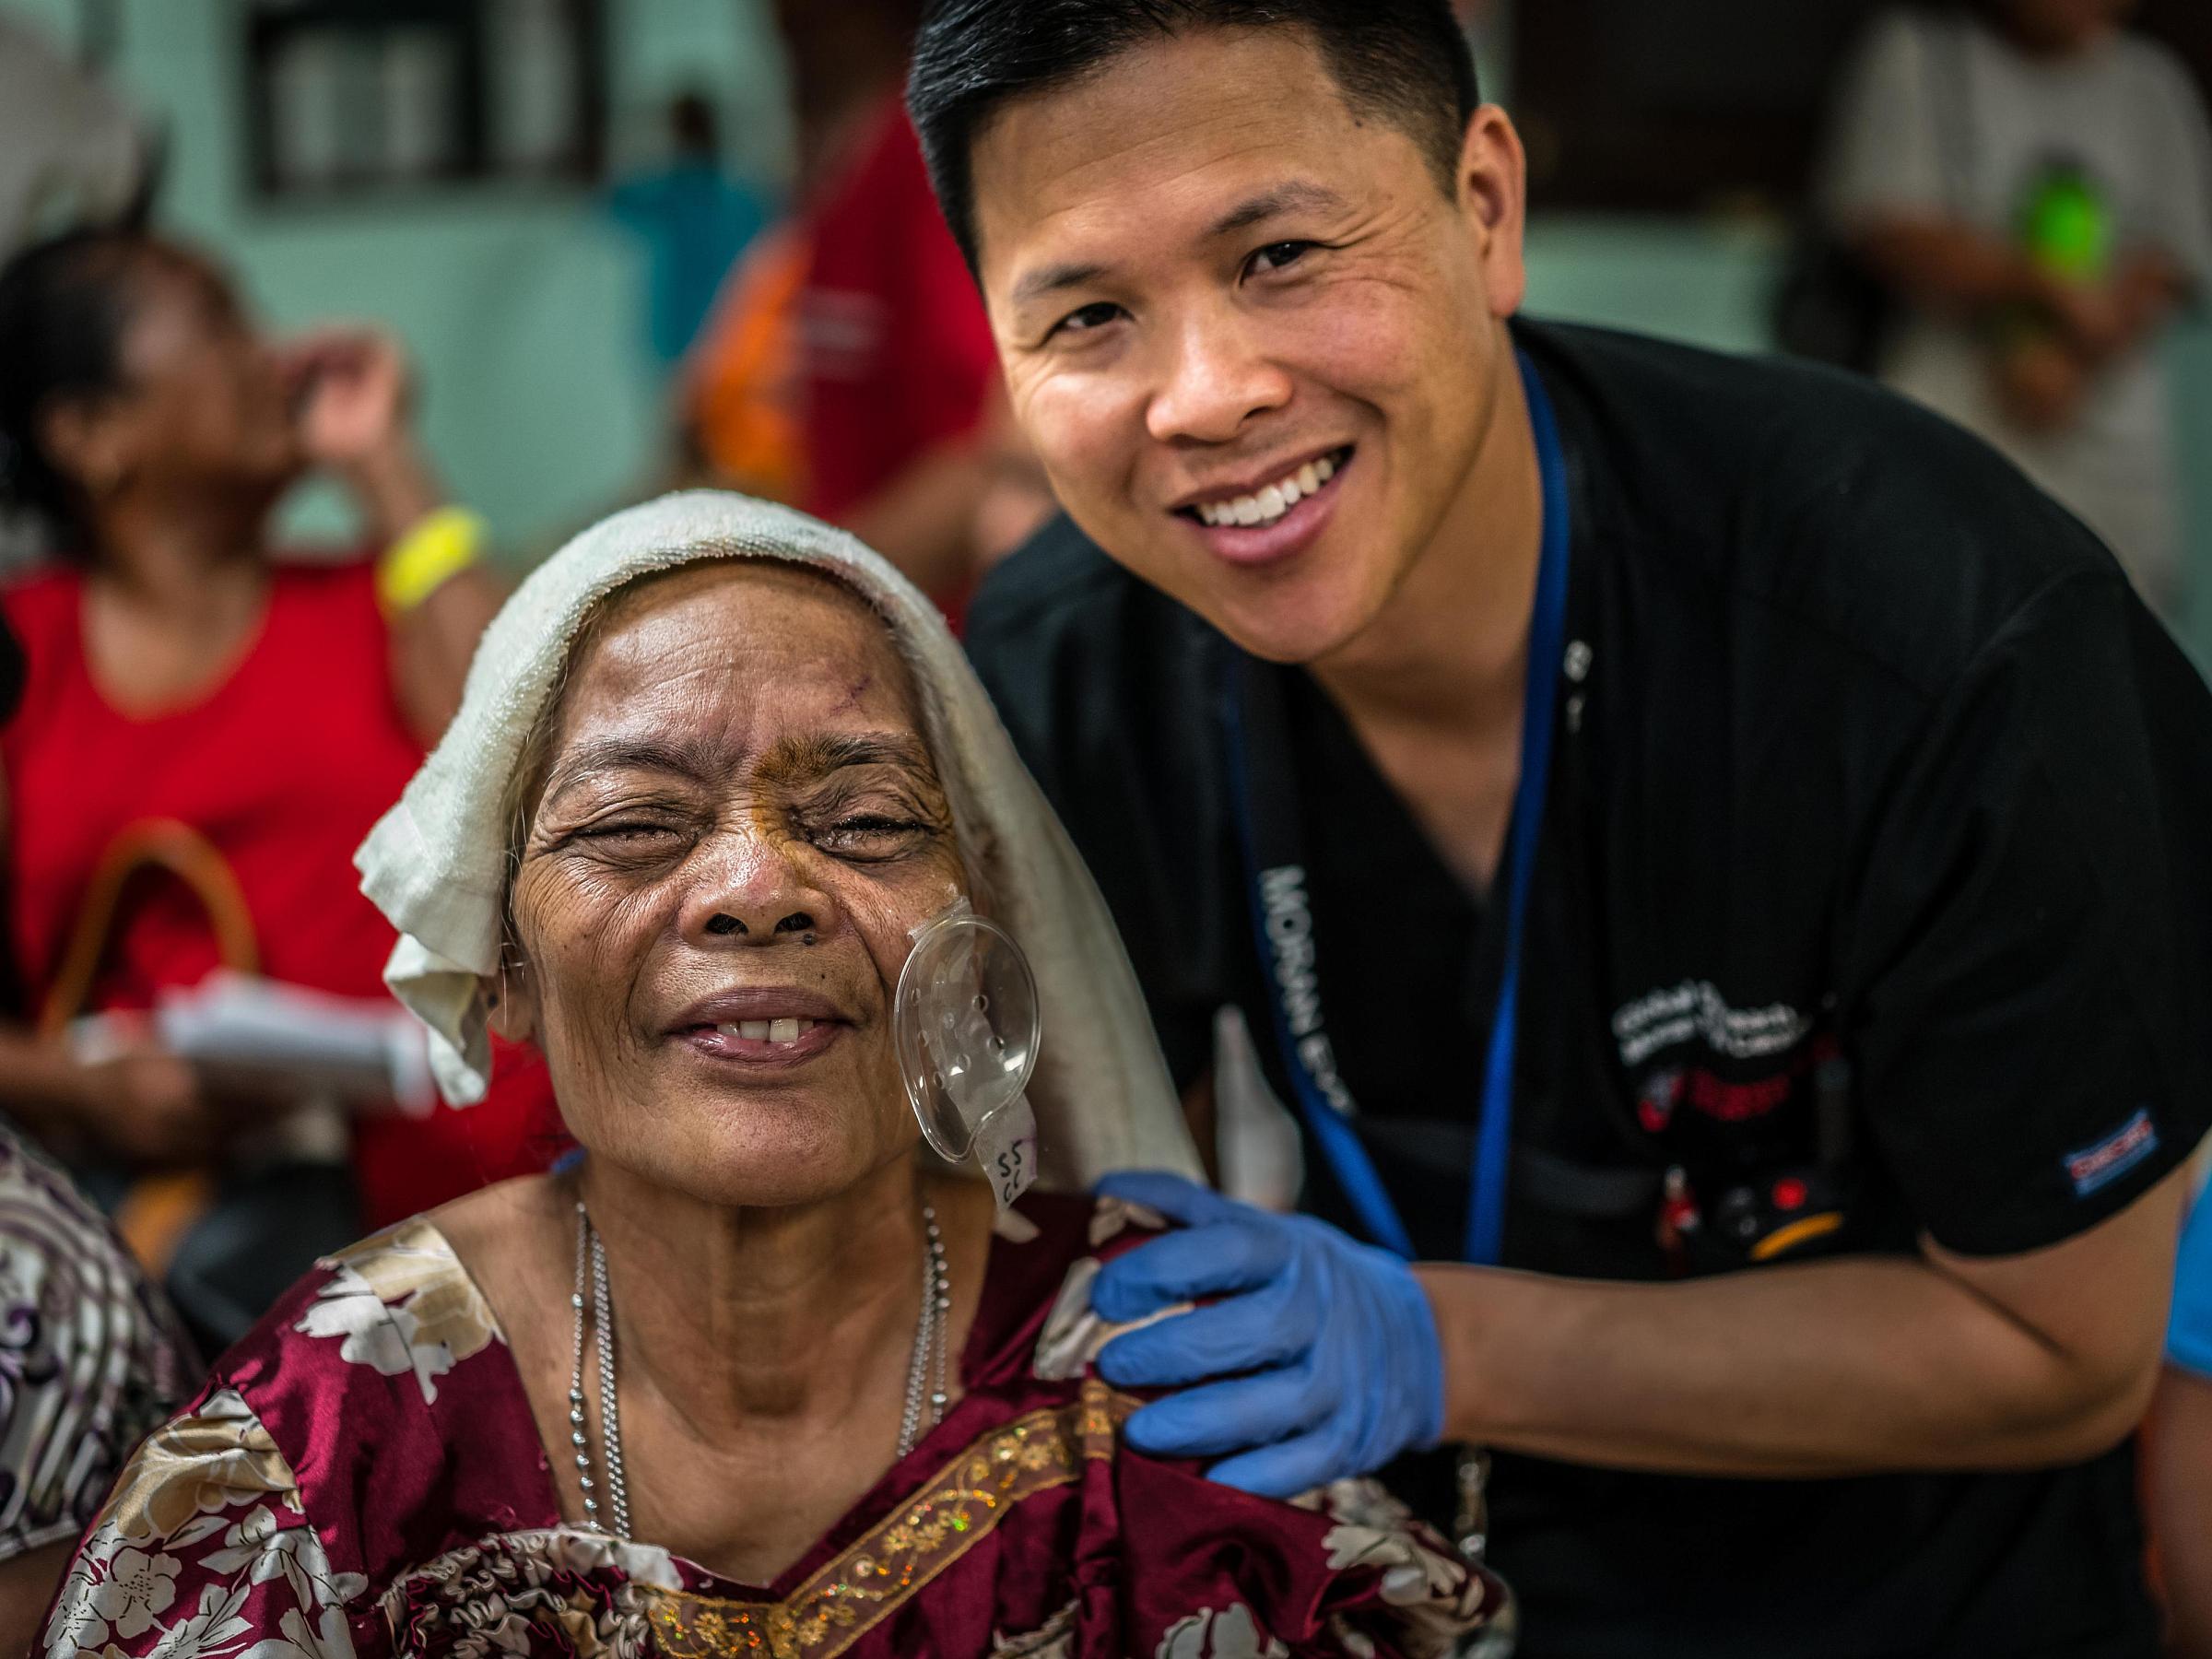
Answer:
[{"left": 0, "top": 229, "right": 551, "bottom": 1338}]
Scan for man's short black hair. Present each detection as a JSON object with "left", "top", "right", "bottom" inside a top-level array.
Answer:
[{"left": 908, "top": 0, "right": 1479, "bottom": 271}]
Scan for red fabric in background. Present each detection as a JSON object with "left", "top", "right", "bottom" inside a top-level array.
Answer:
[
  {"left": 797, "top": 99, "right": 999, "bottom": 524},
  {"left": 0, "top": 560, "right": 552, "bottom": 1224}
]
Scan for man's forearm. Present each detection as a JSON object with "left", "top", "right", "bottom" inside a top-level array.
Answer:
[
  {"left": 1418, "top": 1238, "right": 2158, "bottom": 1478},
  {"left": 1850, "top": 217, "right": 2050, "bottom": 322}
]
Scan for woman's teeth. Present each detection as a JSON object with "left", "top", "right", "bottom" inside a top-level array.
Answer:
[
  {"left": 1195, "top": 452, "right": 1337, "bottom": 528},
  {"left": 717, "top": 1018, "right": 817, "bottom": 1046}
]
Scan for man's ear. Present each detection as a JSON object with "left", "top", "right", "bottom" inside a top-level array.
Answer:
[
  {"left": 487, "top": 960, "right": 539, "bottom": 1044},
  {"left": 1456, "top": 105, "right": 1529, "bottom": 320}
]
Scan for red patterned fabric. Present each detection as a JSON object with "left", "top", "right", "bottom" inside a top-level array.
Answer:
[
  {"left": 41, "top": 1192, "right": 1506, "bottom": 1657},
  {"left": 0, "top": 561, "right": 553, "bottom": 1223}
]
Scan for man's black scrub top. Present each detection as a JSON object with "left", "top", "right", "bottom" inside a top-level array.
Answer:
[{"left": 965, "top": 320, "right": 2212, "bottom": 1658}]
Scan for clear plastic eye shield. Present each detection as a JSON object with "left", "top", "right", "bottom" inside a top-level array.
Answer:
[{"left": 893, "top": 899, "right": 1041, "bottom": 1208}]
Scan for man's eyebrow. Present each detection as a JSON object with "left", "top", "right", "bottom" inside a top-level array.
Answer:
[
  {"left": 1010, "top": 259, "right": 1112, "bottom": 309},
  {"left": 757, "top": 731, "right": 936, "bottom": 783},
  {"left": 1208, "top": 181, "right": 1350, "bottom": 239},
  {"left": 1007, "top": 182, "right": 1350, "bottom": 309}
]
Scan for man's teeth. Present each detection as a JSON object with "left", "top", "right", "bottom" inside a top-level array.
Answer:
[
  {"left": 717, "top": 1018, "right": 817, "bottom": 1046},
  {"left": 1196, "top": 453, "right": 1336, "bottom": 528}
]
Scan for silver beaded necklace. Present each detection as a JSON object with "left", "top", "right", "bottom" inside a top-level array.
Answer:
[{"left": 567, "top": 1199, "right": 951, "bottom": 1540}]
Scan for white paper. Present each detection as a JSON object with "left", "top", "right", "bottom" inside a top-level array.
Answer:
[{"left": 67, "top": 971, "right": 436, "bottom": 1118}]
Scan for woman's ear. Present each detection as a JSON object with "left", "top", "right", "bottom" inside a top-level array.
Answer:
[{"left": 487, "top": 960, "right": 539, "bottom": 1044}]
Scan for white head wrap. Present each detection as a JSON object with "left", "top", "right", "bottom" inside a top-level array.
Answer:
[{"left": 355, "top": 491, "right": 1201, "bottom": 1188}]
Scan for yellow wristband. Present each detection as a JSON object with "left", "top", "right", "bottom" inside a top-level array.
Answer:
[{"left": 376, "top": 507, "right": 487, "bottom": 616}]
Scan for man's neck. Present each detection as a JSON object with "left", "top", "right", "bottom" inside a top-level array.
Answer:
[
  {"left": 1312, "top": 343, "right": 1543, "bottom": 747},
  {"left": 580, "top": 1154, "right": 946, "bottom": 1444}
]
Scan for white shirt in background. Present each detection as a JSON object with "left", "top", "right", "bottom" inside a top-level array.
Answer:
[{"left": 1822, "top": 6, "right": 2212, "bottom": 609}]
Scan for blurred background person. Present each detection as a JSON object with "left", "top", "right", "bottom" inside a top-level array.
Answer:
[
  {"left": 1819, "top": 0, "right": 2212, "bottom": 614},
  {"left": 676, "top": 215, "right": 806, "bottom": 501},
  {"left": 0, "top": 228, "right": 551, "bottom": 1351},
  {"left": 0, "top": 607, "right": 193, "bottom": 1655},
  {"left": 684, "top": 0, "right": 1017, "bottom": 610},
  {"left": 605, "top": 88, "right": 771, "bottom": 378}
]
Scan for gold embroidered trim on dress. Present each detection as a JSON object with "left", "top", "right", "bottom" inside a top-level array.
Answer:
[{"left": 644, "top": 1379, "right": 1129, "bottom": 1659}]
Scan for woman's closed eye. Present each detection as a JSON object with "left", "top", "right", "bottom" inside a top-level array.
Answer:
[
  {"left": 548, "top": 807, "right": 697, "bottom": 859},
  {"left": 812, "top": 812, "right": 934, "bottom": 858},
  {"left": 581, "top": 820, "right": 683, "bottom": 844}
]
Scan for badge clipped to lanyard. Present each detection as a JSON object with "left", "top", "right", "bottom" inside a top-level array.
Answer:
[{"left": 1223, "top": 348, "right": 1573, "bottom": 1267}]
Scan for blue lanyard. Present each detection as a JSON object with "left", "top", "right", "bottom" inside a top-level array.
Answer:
[{"left": 1223, "top": 348, "right": 1572, "bottom": 1265}]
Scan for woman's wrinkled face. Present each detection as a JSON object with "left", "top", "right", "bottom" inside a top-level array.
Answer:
[{"left": 504, "top": 562, "right": 966, "bottom": 1207}]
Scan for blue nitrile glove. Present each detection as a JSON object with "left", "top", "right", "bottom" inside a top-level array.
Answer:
[{"left": 1091, "top": 1170, "right": 1445, "bottom": 1499}]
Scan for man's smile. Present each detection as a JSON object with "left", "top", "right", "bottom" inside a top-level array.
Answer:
[
  {"left": 1170, "top": 445, "right": 1356, "bottom": 567},
  {"left": 1171, "top": 443, "right": 1354, "bottom": 528}
]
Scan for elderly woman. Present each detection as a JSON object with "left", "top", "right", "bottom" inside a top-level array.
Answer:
[{"left": 41, "top": 495, "right": 1505, "bottom": 1659}]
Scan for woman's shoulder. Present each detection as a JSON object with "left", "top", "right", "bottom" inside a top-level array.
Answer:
[
  {"left": 992, "top": 1187, "right": 1167, "bottom": 1259},
  {"left": 271, "top": 1212, "right": 512, "bottom": 1400},
  {"left": 71, "top": 1213, "right": 553, "bottom": 1603},
  {"left": 41, "top": 1382, "right": 357, "bottom": 1659},
  {"left": 967, "top": 1190, "right": 1513, "bottom": 1655},
  {"left": 968, "top": 1187, "right": 1171, "bottom": 1389}
]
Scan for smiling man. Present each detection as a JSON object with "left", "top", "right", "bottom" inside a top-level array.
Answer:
[{"left": 912, "top": 2, "right": 2212, "bottom": 1653}]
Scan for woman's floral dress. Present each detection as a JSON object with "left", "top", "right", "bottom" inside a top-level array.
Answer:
[{"left": 42, "top": 1191, "right": 1509, "bottom": 1657}]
